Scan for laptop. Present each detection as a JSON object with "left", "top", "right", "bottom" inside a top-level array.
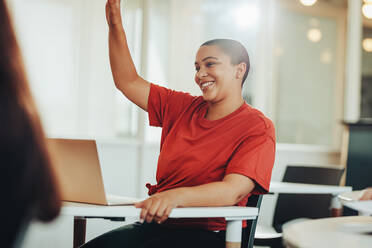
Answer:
[{"left": 47, "top": 138, "right": 143, "bottom": 205}]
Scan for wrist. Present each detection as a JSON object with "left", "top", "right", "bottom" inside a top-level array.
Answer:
[
  {"left": 109, "top": 23, "right": 124, "bottom": 32},
  {"left": 174, "top": 187, "right": 189, "bottom": 207}
]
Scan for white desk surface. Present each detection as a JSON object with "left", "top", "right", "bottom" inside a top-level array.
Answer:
[
  {"left": 343, "top": 201, "right": 372, "bottom": 215},
  {"left": 339, "top": 191, "right": 372, "bottom": 215},
  {"left": 62, "top": 202, "right": 258, "bottom": 220},
  {"left": 283, "top": 216, "right": 372, "bottom": 248},
  {"left": 270, "top": 181, "right": 352, "bottom": 195}
]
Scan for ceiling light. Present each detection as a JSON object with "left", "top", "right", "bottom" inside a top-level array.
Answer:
[
  {"left": 307, "top": 28, "right": 322, "bottom": 43},
  {"left": 275, "top": 45, "right": 284, "bottom": 56},
  {"left": 299, "top": 0, "right": 317, "bottom": 6},
  {"left": 363, "top": 38, "right": 372, "bottom": 52},
  {"left": 363, "top": 3, "right": 372, "bottom": 19},
  {"left": 320, "top": 51, "right": 332, "bottom": 64}
]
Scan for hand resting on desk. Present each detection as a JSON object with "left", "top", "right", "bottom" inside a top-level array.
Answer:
[
  {"left": 134, "top": 173, "right": 255, "bottom": 224},
  {"left": 360, "top": 188, "right": 372, "bottom": 201}
]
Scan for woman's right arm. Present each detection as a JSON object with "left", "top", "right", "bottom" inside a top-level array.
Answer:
[{"left": 106, "top": 0, "right": 150, "bottom": 111}]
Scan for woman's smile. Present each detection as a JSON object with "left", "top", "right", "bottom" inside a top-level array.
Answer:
[{"left": 200, "top": 81, "right": 215, "bottom": 91}]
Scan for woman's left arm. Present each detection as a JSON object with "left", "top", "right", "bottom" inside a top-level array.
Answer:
[{"left": 134, "top": 173, "right": 255, "bottom": 223}]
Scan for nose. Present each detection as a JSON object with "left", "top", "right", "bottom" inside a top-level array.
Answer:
[{"left": 196, "top": 68, "right": 208, "bottom": 79}]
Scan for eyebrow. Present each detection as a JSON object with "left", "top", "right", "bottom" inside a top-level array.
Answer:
[{"left": 194, "top": 56, "right": 219, "bottom": 65}]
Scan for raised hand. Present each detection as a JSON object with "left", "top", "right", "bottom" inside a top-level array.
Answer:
[{"left": 106, "top": 0, "right": 122, "bottom": 27}]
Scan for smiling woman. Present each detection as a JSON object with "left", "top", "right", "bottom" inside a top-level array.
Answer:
[
  {"left": 80, "top": 1, "right": 276, "bottom": 248},
  {"left": 193, "top": 40, "right": 248, "bottom": 120}
]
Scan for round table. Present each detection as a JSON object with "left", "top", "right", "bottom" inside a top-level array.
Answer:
[{"left": 282, "top": 216, "right": 372, "bottom": 248}]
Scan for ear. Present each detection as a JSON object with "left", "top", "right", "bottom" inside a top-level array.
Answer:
[{"left": 236, "top": 63, "right": 246, "bottom": 80}]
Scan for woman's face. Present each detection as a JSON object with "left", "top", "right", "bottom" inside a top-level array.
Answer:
[{"left": 194, "top": 45, "right": 241, "bottom": 103}]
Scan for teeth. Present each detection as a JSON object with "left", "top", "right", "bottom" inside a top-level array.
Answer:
[{"left": 201, "top": 81, "right": 214, "bottom": 90}]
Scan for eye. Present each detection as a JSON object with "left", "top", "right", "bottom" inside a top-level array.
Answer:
[
  {"left": 206, "top": 62, "right": 215, "bottom": 67},
  {"left": 195, "top": 66, "right": 200, "bottom": 71}
]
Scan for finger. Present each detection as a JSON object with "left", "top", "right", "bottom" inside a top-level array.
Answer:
[
  {"left": 139, "top": 200, "right": 151, "bottom": 222},
  {"left": 106, "top": 3, "right": 123, "bottom": 26},
  {"left": 154, "top": 203, "right": 167, "bottom": 224},
  {"left": 360, "top": 190, "right": 372, "bottom": 200},
  {"left": 116, "top": 0, "right": 121, "bottom": 8},
  {"left": 108, "top": 0, "right": 121, "bottom": 9},
  {"left": 134, "top": 200, "right": 144, "bottom": 208},
  {"left": 107, "top": 0, "right": 121, "bottom": 15},
  {"left": 159, "top": 206, "right": 172, "bottom": 224},
  {"left": 146, "top": 200, "right": 161, "bottom": 223}
]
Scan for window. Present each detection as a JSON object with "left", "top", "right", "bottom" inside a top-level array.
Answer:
[
  {"left": 275, "top": 13, "right": 338, "bottom": 146},
  {"left": 9, "top": 0, "right": 348, "bottom": 149},
  {"left": 143, "top": 0, "right": 346, "bottom": 148},
  {"left": 143, "top": 0, "right": 261, "bottom": 142},
  {"left": 361, "top": 27, "right": 372, "bottom": 118},
  {"left": 9, "top": 0, "right": 141, "bottom": 138},
  {"left": 272, "top": 0, "right": 346, "bottom": 148}
]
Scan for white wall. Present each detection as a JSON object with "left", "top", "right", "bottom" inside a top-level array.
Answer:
[
  {"left": 8, "top": 0, "right": 141, "bottom": 139},
  {"left": 97, "top": 140, "right": 140, "bottom": 198}
]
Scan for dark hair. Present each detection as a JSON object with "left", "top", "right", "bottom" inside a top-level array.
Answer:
[
  {"left": 201, "top": 39, "right": 250, "bottom": 86},
  {"left": 0, "top": 1, "right": 61, "bottom": 246}
]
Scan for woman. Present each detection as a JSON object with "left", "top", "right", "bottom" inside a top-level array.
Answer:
[
  {"left": 0, "top": 1, "right": 61, "bottom": 247},
  {"left": 83, "top": 0, "right": 275, "bottom": 247}
]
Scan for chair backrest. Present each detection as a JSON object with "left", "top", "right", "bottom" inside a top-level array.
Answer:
[
  {"left": 282, "top": 165, "right": 344, "bottom": 185},
  {"left": 345, "top": 124, "right": 372, "bottom": 190},
  {"left": 272, "top": 165, "right": 344, "bottom": 232},
  {"left": 242, "top": 194, "right": 263, "bottom": 248}
]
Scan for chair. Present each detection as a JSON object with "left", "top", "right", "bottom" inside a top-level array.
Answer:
[
  {"left": 343, "top": 123, "right": 372, "bottom": 215},
  {"left": 219, "top": 194, "right": 262, "bottom": 248},
  {"left": 254, "top": 165, "right": 344, "bottom": 248},
  {"left": 242, "top": 194, "right": 263, "bottom": 248},
  {"left": 345, "top": 122, "right": 372, "bottom": 191}
]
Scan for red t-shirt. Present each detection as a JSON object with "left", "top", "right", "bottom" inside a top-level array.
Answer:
[{"left": 147, "top": 83, "right": 276, "bottom": 231}]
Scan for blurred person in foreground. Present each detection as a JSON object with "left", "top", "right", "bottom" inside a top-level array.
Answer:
[{"left": 0, "top": 1, "right": 61, "bottom": 247}]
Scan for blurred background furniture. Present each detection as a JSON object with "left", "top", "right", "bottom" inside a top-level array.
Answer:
[
  {"left": 282, "top": 216, "right": 372, "bottom": 248},
  {"left": 339, "top": 190, "right": 372, "bottom": 216},
  {"left": 343, "top": 121, "right": 372, "bottom": 190},
  {"left": 342, "top": 121, "right": 372, "bottom": 216},
  {"left": 254, "top": 165, "right": 346, "bottom": 248}
]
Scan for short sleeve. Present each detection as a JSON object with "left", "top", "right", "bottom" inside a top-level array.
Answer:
[
  {"left": 147, "top": 84, "right": 195, "bottom": 127},
  {"left": 226, "top": 134, "right": 276, "bottom": 194}
]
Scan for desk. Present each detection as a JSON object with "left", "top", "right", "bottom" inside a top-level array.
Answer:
[
  {"left": 270, "top": 182, "right": 352, "bottom": 194},
  {"left": 282, "top": 216, "right": 372, "bottom": 248},
  {"left": 339, "top": 191, "right": 372, "bottom": 216},
  {"left": 62, "top": 202, "right": 258, "bottom": 248},
  {"left": 269, "top": 182, "right": 352, "bottom": 216},
  {"left": 254, "top": 182, "right": 352, "bottom": 240}
]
